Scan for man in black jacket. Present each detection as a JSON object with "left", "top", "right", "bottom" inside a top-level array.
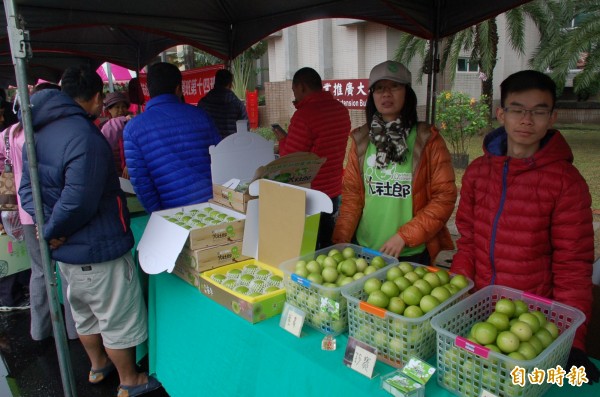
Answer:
[{"left": 197, "top": 69, "right": 248, "bottom": 138}]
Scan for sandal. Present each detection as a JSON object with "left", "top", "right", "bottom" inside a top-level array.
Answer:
[
  {"left": 89, "top": 361, "right": 116, "bottom": 384},
  {"left": 117, "top": 374, "right": 162, "bottom": 397}
]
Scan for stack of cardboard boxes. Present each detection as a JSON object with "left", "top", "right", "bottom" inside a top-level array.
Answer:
[{"left": 136, "top": 131, "right": 332, "bottom": 322}]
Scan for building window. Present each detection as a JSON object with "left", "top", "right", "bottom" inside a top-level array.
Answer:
[
  {"left": 565, "top": 13, "right": 591, "bottom": 30},
  {"left": 457, "top": 58, "right": 479, "bottom": 73}
]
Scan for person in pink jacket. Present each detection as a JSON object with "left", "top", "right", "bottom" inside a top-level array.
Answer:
[
  {"left": 451, "top": 70, "right": 598, "bottom": 383},
  {"left": 0, "top": 83, "right": 77, "bottom": 340},
  {"left": 100, "top": 91, "right": 132, "bottom": 178}
]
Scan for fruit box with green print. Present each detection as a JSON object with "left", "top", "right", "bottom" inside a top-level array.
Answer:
[
  {"left": 173, "top": 240, "right": 250, "bottom": 287},
  {"left": 199, "top": 261, "right": 287, "bottom": 323},
  {"left": 136, "top": 202, "right": 245, "bottom": 275},
  {"left": 198, "top": 179, "right": 333, "bottom": 323},
  {"left": 0, "top": 234, "right": 30, "bottom": 278},
  {"left": 210, "top": 132, "right": 324, "bottom": 213}
]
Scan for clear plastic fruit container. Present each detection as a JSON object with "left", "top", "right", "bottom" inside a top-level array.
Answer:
[
  {"left": 278, "top": 243, "right": 398, "bottom": 335},
  {"left": 342, "top": 263, "right": 473, "bottom": 368},
  {"left": 430, "top": 285, "right": 585, "bottom": 397}
]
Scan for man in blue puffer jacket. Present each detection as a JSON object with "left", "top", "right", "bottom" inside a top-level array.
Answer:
[
  {"left": 124, "top": 62, "right": 222, "bottom": 212},
  {"left": 19, "top": 65, "right": 161, "bottom": 396}
]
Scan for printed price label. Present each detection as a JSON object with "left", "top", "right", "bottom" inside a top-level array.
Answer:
[
  {"left": 350, "top": 345, "right": 377, "bottom": 378},
  {"left": 279, "top": 302, "right": 305, "bottom": 337}
]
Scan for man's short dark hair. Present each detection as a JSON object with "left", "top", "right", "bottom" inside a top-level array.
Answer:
[
  {"left": 292, "top": 67, "right": 323, "bottom": 91},
  {"left": 214, "top": 69, "right": 233, "bottom": 89},
  {"left": 147, "top": 62, "right": 182, "bottom": 98},
  {"left": 500, "top": 70, "right": 557, "bottom": 108},
  {"left": 61, "top": 65, "right": 103, "bottom": 101}
]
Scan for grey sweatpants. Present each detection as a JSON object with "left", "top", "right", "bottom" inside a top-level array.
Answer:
[{"left": 24, "top": 224, "right": 78, "bottom": 340}]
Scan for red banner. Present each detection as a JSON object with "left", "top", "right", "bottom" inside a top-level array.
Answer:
[
  {"left": 246, "top": 90, "right": 259, "bottom": 129},
  {"left": 138, "top": 64, "right": 225, "bottom": 105},
  {"left": 323, "top": 79, "right": 369, "bottom": 109}
]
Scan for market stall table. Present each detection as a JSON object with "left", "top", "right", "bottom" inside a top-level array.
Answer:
[{"left": 147, "top": 272, "right": 600, "bottom": 397}]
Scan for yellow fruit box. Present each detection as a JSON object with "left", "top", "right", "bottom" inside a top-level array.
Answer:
[
  {"left": 199, "top": 261, "right": 286, "bottom": 323},
  {"left": 172, "top": 241, "right": 250, "bottom": 287},
  {"left": 430, "top": 285, "right": 585, "bottom": 397},
  {"left": 136, "top": 202, "right": 245, "bottom": 275},
  {"left": 209, "top": 132, "right": 324, "bottom": 213},
  {"left": 197, "top": 179, "right": 333, "bottom": 323}
]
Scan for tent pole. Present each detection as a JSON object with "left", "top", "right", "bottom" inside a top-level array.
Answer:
[
  {"left": 431, "top": 38, "right": 440, "bottom": 124},
  {"left": 425, "top": 40, "right": 434, "bottom": 124},
  {"left": 3, "top": 1, "right": 77, "bottom": 397},
  {"left": 106, "top": 62, "right": 115, "bottom": 92}
]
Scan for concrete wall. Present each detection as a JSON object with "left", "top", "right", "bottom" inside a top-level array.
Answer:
[{"left": 259, "top": 17, "right": 598, "bottom": 129}]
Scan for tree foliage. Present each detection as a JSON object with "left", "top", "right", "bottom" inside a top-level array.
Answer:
[
  {"left": 231, "top": 41, "right": 267, "bottom": 100},
  {"left": 171, "top": 41, "right": 267, "bottom": 100},
  {"left": 436, "top": 91, "right": 489, "bottom": 157},
  {"left": 529, "top": 0, "right": 600, "bottom": 98},
  {"left": 395, "top": 0, "right": 600, "bottom": 100}
]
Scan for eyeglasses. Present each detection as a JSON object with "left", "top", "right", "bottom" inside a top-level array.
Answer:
[
  {"left": 503, "top": 106, "right": 553, "bottom": 121},
  {"left": 371, "top": 83, "right": 404, "bottom": 94}
]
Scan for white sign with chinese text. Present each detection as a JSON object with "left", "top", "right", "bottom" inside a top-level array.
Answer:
[{"left": 279, "top": 302, "right": 305, "bottom": 337}]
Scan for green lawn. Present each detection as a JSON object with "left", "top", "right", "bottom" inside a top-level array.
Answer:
[{"left": 454, "top": 123, "right": 600, "bottom": 209}]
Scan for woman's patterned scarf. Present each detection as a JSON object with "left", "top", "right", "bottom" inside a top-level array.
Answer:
[{"left": 369, "top": 112, "right": 411, "bottom": 168}]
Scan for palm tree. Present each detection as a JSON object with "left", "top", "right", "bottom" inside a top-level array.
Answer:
[
  {"left": 230, "top": 41, "right": 267, "bottom": 100},
  {"left": 394, "top": 0, "right": 567, "bottom": 117},
  {"left": 529, "top": 0, "right": 600, "bottom": 98}
]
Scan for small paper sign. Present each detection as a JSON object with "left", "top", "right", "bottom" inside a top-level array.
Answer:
[
  {"left": 351, "top": 346, "right": 377, "bottom": 378},
  {"left": 344, "top": 337, "right": 377, "bottom": 379},
  {"left": 279, "top": 302, "right": 305, "bottom": 337}
]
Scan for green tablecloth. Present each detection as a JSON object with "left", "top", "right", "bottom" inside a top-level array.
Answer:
[
  {"left": 130, "top": 213, "right": 150, "bottom": 360},
  {"left": 148, "top": 272, "right": 600, "bottom": 397}
]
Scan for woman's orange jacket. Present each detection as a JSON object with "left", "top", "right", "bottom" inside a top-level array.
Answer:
[{"left": 332, "top": 122, "right": 457, "bottom": 264}]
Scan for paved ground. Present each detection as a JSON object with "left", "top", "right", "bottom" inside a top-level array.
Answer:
[{"left": 0, "top": 309, "right": 169, "bottom": 397}]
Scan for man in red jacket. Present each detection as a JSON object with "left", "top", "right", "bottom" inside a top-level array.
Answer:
[
  {"left": 451, "top": 70, "right": 598, "bottom": 383},
  {"left": 274, "top": 67, "right": 351, "bottom": 249}
]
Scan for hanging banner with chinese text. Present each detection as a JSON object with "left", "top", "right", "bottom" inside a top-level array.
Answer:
[
  {"left": 323, "top": 79, "right": 369, "bottom": 109},
  {"left": 138, "top": 64, "right": 225, "bottom": 105}
]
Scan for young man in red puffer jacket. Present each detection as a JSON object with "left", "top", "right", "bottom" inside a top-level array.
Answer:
[{"left": 452, "top": 70, "right": 598, "bottom": 383}]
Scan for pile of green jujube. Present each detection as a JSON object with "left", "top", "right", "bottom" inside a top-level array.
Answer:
[
  {"left": 293, "top": 246, "right": 388, "bottom": 288},
  {"left": 210, "top": 264, "right": 284, "bottom": 297},
  {"left": 163, "top": 207, "right": 237, "bottom": 230}
]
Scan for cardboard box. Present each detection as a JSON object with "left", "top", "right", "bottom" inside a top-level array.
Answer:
[
  {"left": 173, "top": 241, "right": 250, "bottom": 286},
  {"left": 172, "top": 261, "right": 201, "bottom": 288},
  {"left": 209, "top": 132, "right": 325, "bottom": 213},
  {"left": 199, "top": 261, "right": 286, "bottom": 323},
  {"left": 198, "top": 179, "right": 333, "bottom": 323},
  {"left": 0, "top": 234, "right": 30, "bottom": 278},
  {"left": 137, "top": 202, "right": 245, "bottom": 274}
]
